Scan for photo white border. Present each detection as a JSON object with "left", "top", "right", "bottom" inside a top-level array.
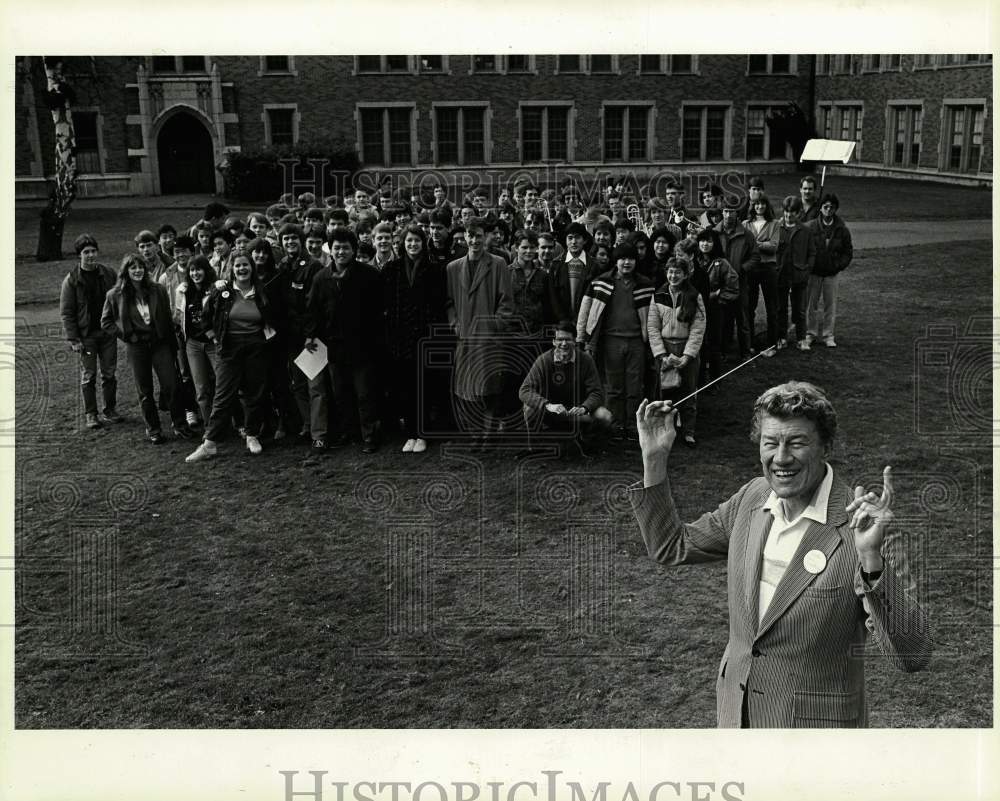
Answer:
[{"left": 2, "top": 2, "right": 997, "bottom": 800}]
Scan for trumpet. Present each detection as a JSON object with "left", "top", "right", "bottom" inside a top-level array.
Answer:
[
  {"left": 542, "top": 199, "right": 554, "bottom": 232},
  {"left": 626, "top": 203, "right": 653, "bottom": 236},
  {"left": 671, "top": 208, "right": 705, "bottom": 234}
]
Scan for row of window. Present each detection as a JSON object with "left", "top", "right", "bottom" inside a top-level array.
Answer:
[
  {"left": 354, "top": 54, "right": 797, "bottom": 76},
  {"left": 817, "top": 53, "right": 992, "bottom": 75},
  {"left": 143, "top": 54, "right": 802, "bottom": 77},
  {"left": 263, "top": 99, "right": 987, "bottom": 174},
  {"left": 265, "top": 102, "right": 796, "bottom": 165},
  {"left": 67, "top": 100, "right": 988, "bottom": 177}
]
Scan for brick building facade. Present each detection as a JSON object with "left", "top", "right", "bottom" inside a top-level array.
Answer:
[{"left": 14, "top": 54, "right": 992, "bottom": 200}]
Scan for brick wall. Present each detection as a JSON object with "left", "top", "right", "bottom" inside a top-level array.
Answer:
[{"left": 815, "top": 55, "right": 992, "bottom": 175}]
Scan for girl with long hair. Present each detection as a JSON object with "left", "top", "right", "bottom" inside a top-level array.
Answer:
[
  {"left": 101, "top": 254, "right": 193, "bottom": 444},
  {"left": 743, "top": 193, "right": 780, "bottom": 355},
  {"left": 174, "top": 255, "right": 218, "bottom": 429},
  {"left": 383, "top": 224, "right": 446, "bottom": 453}
]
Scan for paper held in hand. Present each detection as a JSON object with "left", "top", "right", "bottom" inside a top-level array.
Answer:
[{"left": 294, "top": 340, "right": 328, "bottom": 380}]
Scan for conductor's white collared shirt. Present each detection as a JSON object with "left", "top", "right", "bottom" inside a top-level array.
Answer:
[{"left": 758, "top": 463, "right": 834, "bottom": 625}]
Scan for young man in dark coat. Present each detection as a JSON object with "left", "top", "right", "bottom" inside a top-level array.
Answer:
[
  {"left": 59, "top": 234, "right": 121, "bottom": 429},
  {"left": 304, "top": 228, "right": 385, "bottom": 454}
]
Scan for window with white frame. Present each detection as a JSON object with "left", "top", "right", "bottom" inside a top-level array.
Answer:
[
  {"left": 262, "top": 56, "right": 292, "bottom": 73},
  {"left": 818, "top": 103, "right": 862, "bottom": 159},
  {"left": 745, "top": 105, "right": 789, "bottom": 160},
  {"left": 589, "top": 55, "right": 614, "bottom": 73},
  {"left": 473, "top": 55, "right": 499, "bottom": 73},
  {"left": 748, "top": 54, "right": 793, "bottom": 74},
  {"left": 817, "top": 54, "right": 831, "bottom": 74},
  {"left": 356, "top": 55, "right": 410, "bottom": 74},
  {"left": 419, "top": 56, "right": 445, "bottom": 73},
  {"left": 150, "top": 56, "right": 208, "bottom": 73},
  {"left": 264, "top": 106, "right": 297, "bottom": 147},
  {"left": 682, "top": 105, "right": 728, "bottom": 161},
  {"left": 603, "top": 104, "right": 652, "bottom": 162},
  {"left": 913, "top": 54, "right": 935, "bottom": 69},
  {"left": 557, "top": 55, "right": 583, "bottom": 73},
  {"left": 943, "top": 103, "right": 985, "bottom": 173},
  {"left": 520, "top": 104, "right": 571, "bottom": 163},
  {"left": 668, "top": 55, "right": 694, "bottom": 74},
  {"left": 639, "top": 54, "right": 663, "bottom": 73},
  {"left": 833, "top": 54, "right": 853, "bottom": 74},
  {"left": 506, "top": 55, "right": 531, "bottom": 73},
  {"left": 887, "top": 104, "right": 922, "bottom": 167},
  {"left": 358, "top": 105, "right": 415, "bottom": 166},
  {"left": 74, "top": 110, "right": 102, "bottom": 173},
  {"left": 434, "top": 105, "right": 487, "bottom": 165}
]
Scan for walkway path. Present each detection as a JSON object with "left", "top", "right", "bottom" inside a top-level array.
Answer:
[{"left": 850, "top": 219, "right": 991, "bottom": 250}]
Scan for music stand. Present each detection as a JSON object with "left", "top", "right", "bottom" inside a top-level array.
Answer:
[{"left": 799, "top": 139, "right": 857, "bottom": 195}]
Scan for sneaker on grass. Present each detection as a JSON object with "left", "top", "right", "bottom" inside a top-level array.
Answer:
[
  {"left": 185, "top": 440, "right": 218, "bottom": 463},
  {"left": 246, "top": 435, "right": 263, "bottom": 455}
]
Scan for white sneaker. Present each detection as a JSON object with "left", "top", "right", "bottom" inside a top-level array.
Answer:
[
  {"left": 412, "top": 438, "right": 427, "bottom": 453},
  {"left": 402, "top": 438, "right": 416, "bottom": 453},
  {"left": 185, "top": 411, "right": 199, "bottom": 427},
  {"left": 185, "top": 440, "right": 218, "bottom": 463},
  {"left": 824, "top": 336, "right": 837, "bottom": 348},
  {"left": 246, "top": 435, "right": 263, "bottom": 455},
  {"left": 804, "top": 334, "right": 816, "bottom": 346},
  {"left": 797, "top": 339, "right": 811, "bottom": 351}
]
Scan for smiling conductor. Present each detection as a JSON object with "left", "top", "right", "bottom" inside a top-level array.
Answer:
[{"left": 629, "top": 381, "right": 931, "bottom": 728}]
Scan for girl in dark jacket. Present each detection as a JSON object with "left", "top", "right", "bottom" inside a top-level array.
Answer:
[
  {"left": 383, "top": 224, "right": 446, "bottom": 453},
  {"left": 174, "top": 256, "right": 218, "bottom": 430},
  {"left": 101, "top": 254, "right": 193, "bottom": 444},
  {"left": 249, "top": 237, "right": 297, "bottom": 438},
  {"left": 185, "top": 252, "right": 276, "bottom": 462}
]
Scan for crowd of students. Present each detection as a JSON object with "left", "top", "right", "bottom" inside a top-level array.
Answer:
[{"left": 59, "top": 173, "right": 853, "bottom": 460}]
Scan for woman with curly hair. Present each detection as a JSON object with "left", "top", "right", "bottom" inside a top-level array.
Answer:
[
  {"left": 185, "top": 252, "right": 277, "bottom": 462},
  {"left": 101, "top": 254, "right": 193, "bottom": 444}
]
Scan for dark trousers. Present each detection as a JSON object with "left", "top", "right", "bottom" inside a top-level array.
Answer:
[
  {"left": 205, "top": 334, "right": 268, "bottom": 442},
  {"left": 79, "top": 332, "right": 118, "bottom": 415},
  {"left": 125, "top": 339, "right": 184, "bottom": 435},
  {"left": 705, "top": 299, "right": 735, "bottom": 379},
  {"left": 328, "top": 360, "right": 379, "bottom": 442},
  {"left": 388, "top": 355, "right": 423, "bottom": 439},
  {"left": 776, "top": 281, "right": 807, "bottom": 342},
  {"left": 747, "top": 265, "right": 779, "bottom": 347},
  {"left": 185, "top": 337, "right": 217, "bottom": 426},
  {"left": 601, "top": 334, "right": 644, "bottom": 433},
  {"left": 263, "top": 338, "right": 297, "bottom": 435},
  {"left": 660, "top": 354, "right": 700, "bottom": 436},
  {"left": 730, "top": 270, "right": 752, "bottom": 357}
]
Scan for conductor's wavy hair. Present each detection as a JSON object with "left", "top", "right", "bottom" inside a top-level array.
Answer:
[{"left": 749, "top": 381, "right": 838, "bottom": 447}]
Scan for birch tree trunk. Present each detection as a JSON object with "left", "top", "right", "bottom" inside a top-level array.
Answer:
[{"left": 35, "top": 56, "right": 78, "bottom": 261}]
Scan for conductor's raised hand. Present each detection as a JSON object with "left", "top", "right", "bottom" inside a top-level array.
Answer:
[
  {"left": 846, "top": 465, "right": 894, "bottom": 569},
  {"left": 636, "top": 398, "right": 677, "bottom": 457}
]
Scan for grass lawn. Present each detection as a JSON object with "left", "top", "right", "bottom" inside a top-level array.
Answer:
[{"left": 13, "top": 229, "right": 992, "bottom": 727}]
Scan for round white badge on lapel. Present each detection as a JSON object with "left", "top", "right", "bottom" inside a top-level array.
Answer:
[{"left": 803, "top": 549, "right": 827, "bottom": 574}]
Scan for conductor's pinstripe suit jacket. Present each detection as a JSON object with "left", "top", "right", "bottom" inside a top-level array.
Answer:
[{"left": 629, "top": 474, "right": 931, "bottom": 728}]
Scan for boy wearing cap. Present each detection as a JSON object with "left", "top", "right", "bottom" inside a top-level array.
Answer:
[
  {"left": 576, "top": 243, "right": 654, "bottom": 440},
  {"left": 60, "top": 234, "right": 121, "bottom": 429}
]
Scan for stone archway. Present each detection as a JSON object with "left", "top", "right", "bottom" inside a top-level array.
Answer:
[{"left": 156, "top": 110, "right": 216, "bottom": 194}]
